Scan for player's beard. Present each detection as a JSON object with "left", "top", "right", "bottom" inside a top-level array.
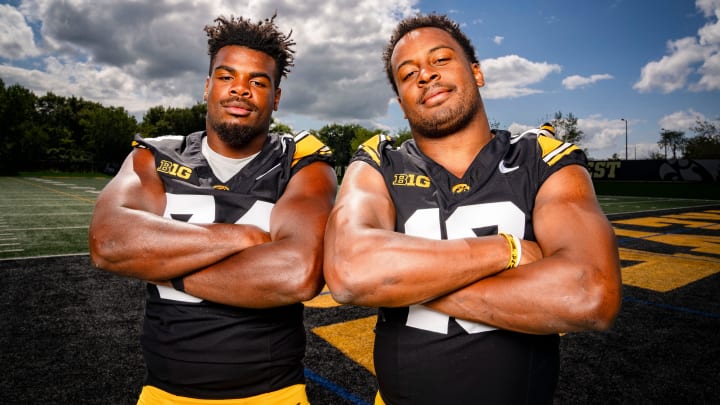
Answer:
[
  {"left": 411, "top": 89, "right": 482, "bottom": 139},
  {"left": 210, "top": 120, "right": 267, "bottom": 149}
]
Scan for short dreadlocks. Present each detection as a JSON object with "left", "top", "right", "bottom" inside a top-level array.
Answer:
[
  {"left": 382, "top": 14, "right": 479, "bottom": 95},
  {"left": 204, "top": 14, "right": 295, "bottom": 87}
]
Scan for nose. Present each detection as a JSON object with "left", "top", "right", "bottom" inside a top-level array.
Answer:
[
  {"left": 229, "top": 79, "right": 251, "bottom": 98},
  {"left": 418, "top": 67, "right": 439, "bottom": 86}
]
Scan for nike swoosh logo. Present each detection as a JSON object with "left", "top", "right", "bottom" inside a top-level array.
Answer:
[{"left": 498, "top": 160, "right": 520, "bottom": 174}]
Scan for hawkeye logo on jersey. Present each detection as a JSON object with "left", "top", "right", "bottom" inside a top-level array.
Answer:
[
  {"left": 157, "top": 160, "right": 192, "bottom": 180},
  {"left": 392, "top": 173, "right": 431, "bottom": 188},
  {"left": 451, "top": 183, "right": 470, "bottom": 194}
]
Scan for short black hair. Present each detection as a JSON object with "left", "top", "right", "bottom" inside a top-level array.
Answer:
[
  {"left": 382, "top": 14, "right": 479, "bottom": 95},
  {"left": 204, "top": 14, "right": 295, "bottom": 87}
]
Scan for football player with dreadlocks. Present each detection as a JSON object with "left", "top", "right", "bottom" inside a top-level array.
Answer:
[{"left": 90, "top": 14, "right": 336, "bottom": 404}]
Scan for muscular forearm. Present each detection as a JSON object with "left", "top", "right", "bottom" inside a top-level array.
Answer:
[
  {"left": 326, "top": 230, "right": 512, "bottom": 307},
  {"left": 180, "top": 236, "right": 324, "bottom": 308},
  {"left": 176, "top": 163, "right": 336, "bottom": 308},
  {"left": 89, "top": 207, "right": 269, "bottom": 281},
  {"left": 426, "top": 254, "right": 620, "bottom": 334},
  {"left": 428, "top": 166, "right": 623, "bottom": 334}
]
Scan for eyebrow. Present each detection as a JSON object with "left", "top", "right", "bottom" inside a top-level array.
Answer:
[
  {"left": 395, "top": 45, "right": 455, "bottom": 73},
  {"left": 213, "top": 65, "right": 272, "bottom": 81}
]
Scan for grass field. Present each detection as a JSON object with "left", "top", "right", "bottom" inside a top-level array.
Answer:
[
  {"left": 1, "top": 174, "right": 718, "bottom": 259},
  {"left": 1, "top": 174, "right": 719, "bottom": 404},
  {"left": 0, "top": 176, "right": 106, "bottom": 259}
]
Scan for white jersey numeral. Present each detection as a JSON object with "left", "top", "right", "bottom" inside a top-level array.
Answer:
[
  {"left": 157, "top": 193, "right": 274, "bottom": 302},
  {"left": 404, "top": 202, "right": 525, "bottom": 334}
]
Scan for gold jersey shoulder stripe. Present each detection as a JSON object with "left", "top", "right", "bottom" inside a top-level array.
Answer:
[
  {"left": 292, "top": 132, "right": 332, "bottom": 168},
  {"left": 538, "top": 134, "right": 579, "bottom": 166},
  {"left": 359, "top": 134, "right": 392, "bottom": 166}
]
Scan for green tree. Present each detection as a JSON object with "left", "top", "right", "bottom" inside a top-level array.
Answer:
[
  {"left": 36, "top": 93, "right": 101, "bottom": 169},
  {"left": 0, "top": 80, "right": 40, "bottom": 174},
  {"left": 658, "top": 129, "right": 685, "bottom": 159},
  {"left": 138, "top": 106, "right": 175, "bottom": 138},
  {"left": 316, "top": 123, "right": 378, "bottom": 179},
  {"left": 392, "top": 127, "right": 413, "bottom": 146},
  {"left": 138, "top": 103, "right": 207, "bottom": 138},
  {"left": 270, "top": 118, "right": 294, "bottom": 135},
  {"left": 350, "top": 126, "right": 382, "bottom": 152},
  {"left": 165, "top": 104, "right": 206, "bottom": 135},
  {"left": 550, "top": 111, "right": 584, "bottom": 144},
  {"left": 80, "top": 105, "right": 137, "bottom": 172},
  {"left": 684, "top": 118, "right": 720, "bottom": 159}
]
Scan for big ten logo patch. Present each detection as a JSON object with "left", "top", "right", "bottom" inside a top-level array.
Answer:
[
  {"left": 392, "top": 173, "right": 431, "bottom": 188},
  {"left": 157, "top": 160, "right": 193, "bottom": 180}
]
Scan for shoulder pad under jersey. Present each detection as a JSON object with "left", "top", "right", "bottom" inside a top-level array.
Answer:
[{"left": 291, "top": 131, "right": 333, "bottom": 167}]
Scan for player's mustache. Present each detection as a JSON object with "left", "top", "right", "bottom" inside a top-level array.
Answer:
[
  {"left": 418, "top": 83, "right": 455, "bottom": 104},
  {"left": 220, "top": 97, "right": 257, "bottom": 111}
]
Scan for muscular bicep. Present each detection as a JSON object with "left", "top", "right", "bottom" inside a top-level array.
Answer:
[
  {"left": 533, "top": 164, "right": 615, "bottom": 260},
  {"left": 323, "top": 161, "right": 397, "bottom": 301},
  {"left": 424, "top": 164, "right": 621, "bottom": 333},
  {"left": 94, "top": 148, "right": 166, "bottom": 216},
  {"left": 330, "top": 160, "right": 396, "bottom": 233},
  {"left": 270, "top": 161, "right": 338, "bottom": 242}
]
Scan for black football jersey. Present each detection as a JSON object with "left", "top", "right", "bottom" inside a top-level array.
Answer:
[
  {"left": 353, "top": 129, "right": 587, "bottom": 404},
  {"left": 131, "top": 131, "right": 333, "bottom": 399}
]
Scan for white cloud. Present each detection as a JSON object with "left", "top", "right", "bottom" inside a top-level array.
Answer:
[
  {"left": 562, "top": 73, "right": 613, "bottom": 90},
  {"left": 511, "top": 115, "right": 655, "bottom": 159},
  {"left": 634, "top": 0, "right": 720, "bottom": 93},
  {"left": 481, "top": 55, "right": 562, "bottom": 99},
  {"left": 493, "top": 36, "right": 504, "bottom": 45},
  {"left": 0, "top": 4, "right": 41, "bottom": 59},
  {"left": 506, "top": 116, "right": 629, "bottom": 159},
  {"left": 696, "top": 0, "right": 720, "bottom": 17},
  {"left": 633, "top": 37, "right": 711, "bottom": 93},
  {"left": 507, "top": 122, "right": 533, "bottom": 136},
  {"left": 575, "top": 116, "right": 663, "bottom": 159},
  {"left": 2, "top": 0, "right": 419, "bottom": 121},
  {"left": 658, "top": 109, "right": 707, "bottom": 131},
  {"left": 577, "top": 115, "right": 627, "bottom": 150},
  {"left": 272, "top": 0, "right": 418, "bottom": 121},
  {"left": 694, "top": 51, "right": 720, "bottom": 90}
]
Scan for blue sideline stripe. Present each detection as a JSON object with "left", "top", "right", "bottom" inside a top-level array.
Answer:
[
  {"left": 304, "top": 368, "right": 371, "bottom": 405},
  {"left": 623, "top": 296, "right": 720, "bottom": 319}
]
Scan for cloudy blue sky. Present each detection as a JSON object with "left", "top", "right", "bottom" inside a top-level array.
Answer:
[{"left": 1, "top": 0, "right": 719, "bottom": 159}]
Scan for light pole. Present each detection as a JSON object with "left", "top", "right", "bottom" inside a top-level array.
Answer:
[{"left": 620, "top": 118, "right": 628, "bottom": 160}]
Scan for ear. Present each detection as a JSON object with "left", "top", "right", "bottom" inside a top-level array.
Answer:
[
  {"left": 472, "top": 63, "right": 485, "bottom": 88},
  {"left": 203, "top": 77, "right": 210, "bottom": 101},
  {"left": 397, "top": 96, "right": 407, "bottom": 119},
  {"left": 273, "top": 87, "right": 282, "bottom": 111}
]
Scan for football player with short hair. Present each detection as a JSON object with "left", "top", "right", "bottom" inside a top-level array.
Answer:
[
  {"left": 89, "top": 14, "right": 336, "bottom": 404},
  {"left": 324, "top": 13, "right": 621, "bottom": 405}
]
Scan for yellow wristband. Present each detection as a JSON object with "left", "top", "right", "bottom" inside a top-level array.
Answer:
[{"left": 499, "top": 233, "right": 520, "bottom": 269}]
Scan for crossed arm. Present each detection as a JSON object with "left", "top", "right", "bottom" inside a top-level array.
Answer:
[
  {"left": 323, "top": 160, "right": 621, "bottom": 334},
  {"left": 89, "top": 147, "right": 337, "bottom": 308}
]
